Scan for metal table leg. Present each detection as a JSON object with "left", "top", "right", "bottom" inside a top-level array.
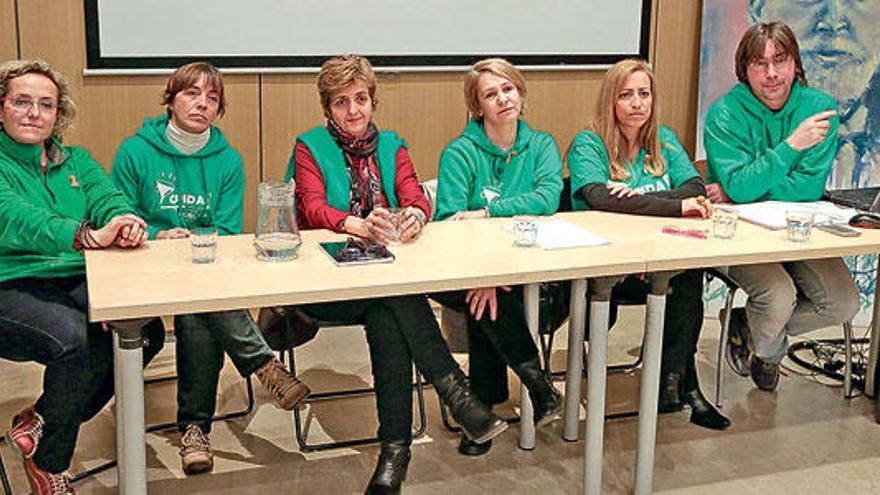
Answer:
[
  {"left": 584, "top": 276, "right": 620, "bottom": 495},
  {"left": 519, "top": 283, "right": 540, "bottom": 450},
  {"left": 113, "top": 325, "right": 148, "bottom": 495},
  {"left": 633, "top": 271, "right": 676, "bottom": 495},
  {"left": 563, "top": 278, "right": 588, "bottom": 441}
]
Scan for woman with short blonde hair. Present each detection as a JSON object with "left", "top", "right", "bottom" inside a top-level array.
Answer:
[{"left": 433, "top": 57, "right": 563, "bottom": 456}]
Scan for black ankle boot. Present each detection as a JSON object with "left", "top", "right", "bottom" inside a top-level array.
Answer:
[
  {"left": 458, "top": 433, "right": 492, "bottom": 456},
  {"left": 682, "top": 360, "right": 730, "bottom": 430},
  {"left": 433, "top": 369, "right": 508, "bottom": 444},
  {"left": 658, "top": 371, "right": 684, "bottom": 414},
  {"left": 511, "top": 357, "right": 562, "bottom": 427},
  {"left": 365, "top": 441, "right": 411, "bottom": 495}
]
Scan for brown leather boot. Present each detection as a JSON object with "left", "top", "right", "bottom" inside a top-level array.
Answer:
[
  {"left": 180, "top": 425, "right": 213, "bottom": 475},
  {"left": 255, "top": 358, "right": 310, "bottom": 410}
]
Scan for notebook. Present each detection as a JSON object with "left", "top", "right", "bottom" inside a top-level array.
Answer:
[{"left": 824, "top": 187, "right": 880, "bottom": 212}]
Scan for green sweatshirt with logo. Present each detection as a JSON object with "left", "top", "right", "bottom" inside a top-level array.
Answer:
[
  {"left": 435, "top": 118, "right": 563, "bottom": 220},
  {"left": 0, "top": 130, "right": 133, "bottom": 282},
  {"left": 703, "top": 82, "right": 839, "bottom": 203},
  {"left": 567, "top": 126, "right": 699, "bottom": 211},
  {"left": 110, "top": 114, "right": 245, "bottom": 238}
]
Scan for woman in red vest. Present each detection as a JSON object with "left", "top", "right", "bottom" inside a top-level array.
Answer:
[{"left": 284, "top": 54, "right": 507, "bottom": 495}]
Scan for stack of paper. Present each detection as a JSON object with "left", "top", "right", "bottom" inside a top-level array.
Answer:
[
  {"left": 723, "top": 201, "right": 858, "bottom": 230},
  {"left": 535, "top": 220, "right": 610, "bottom": 249}
]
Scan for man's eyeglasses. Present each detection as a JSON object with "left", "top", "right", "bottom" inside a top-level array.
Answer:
[
  {"left": 749, "top": 53, "right": 791, "bottom": 73},
  {"left": 336, "top": 237, "right": 389, "bottom": 262},
  {"left": 4, "top": 97, "right": 58, "bottom": 114}
]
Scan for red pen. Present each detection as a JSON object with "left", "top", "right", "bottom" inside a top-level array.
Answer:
[{"left": 662, "top": 226, "right": 708, "bottom": 240}]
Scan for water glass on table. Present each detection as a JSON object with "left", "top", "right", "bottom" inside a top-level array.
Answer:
[
  {"left": 712, "top": 208, "right": 738, "bottom": 239},
  {"left": 513, "top": 216, "right": 539, "bottom": 247},
  {"left": 179, "top": 204, "right": 217, "bottom": 263},
  {"left": 786, "top": 210, "right": 814, "bottom": 243},
  {"left": 387, "top": 207, "right": 403, "bottom": 244}
]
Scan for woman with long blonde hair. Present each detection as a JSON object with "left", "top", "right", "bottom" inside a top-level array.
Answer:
[{"left": 567, "top": 59, "right": 729, "bottom": 430}]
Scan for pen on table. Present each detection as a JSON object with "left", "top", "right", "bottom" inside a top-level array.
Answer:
[{"left": 661, "top": 226, "right": 708, "bottom": 240}]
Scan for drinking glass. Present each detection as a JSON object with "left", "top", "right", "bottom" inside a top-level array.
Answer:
[
  {"left": 179, "top": 203, "right": 217, "bottom": 263},
  {"left": 712, "top": 208, "right": 738, "bottom": 239},
  {"left": 786, "top": 210, "right": 814, "bottom": 243}
]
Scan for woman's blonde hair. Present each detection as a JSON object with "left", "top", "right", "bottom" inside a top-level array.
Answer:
[
  {"left": 592, "top": 59, "right": 664, "bottom": 181},
  {"left": 317, "top": 54, "right": 378, "bottom": 118},
  {"left": 0, "top": 59, "right": 76, "bottom": 140},
  {"left": 463, "top": 58, "right": 527, "bottom": 119}
]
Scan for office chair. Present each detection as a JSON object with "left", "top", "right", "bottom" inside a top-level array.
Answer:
[{"left": 278, "top": 307, "right": 427, "bottom": 452}]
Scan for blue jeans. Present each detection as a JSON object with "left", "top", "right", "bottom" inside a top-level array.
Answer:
[
  {"left": 173, "top": 310, "right": 275, "bottom": 433},
  {"left": 728, "top": 258, "right": 860, "bottom": 363},
  {"left": 0, "top": 275, "right": 165, "bottom": 474}
]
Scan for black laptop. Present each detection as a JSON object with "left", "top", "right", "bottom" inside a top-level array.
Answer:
[{"left": 824, "top": 187, "right": 880, "bottom": 212}]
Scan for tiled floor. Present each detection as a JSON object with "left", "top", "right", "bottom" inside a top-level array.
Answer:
[{"left": 1, "top": 309, "right": 879, "bottom": 494}]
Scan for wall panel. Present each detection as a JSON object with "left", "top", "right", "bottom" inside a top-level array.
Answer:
[
  {"left": 0, "top": 0, "right": 16, "bottom": 61},
  {"left": 654, "top": 0, "right": 703, "bottom": 156}
]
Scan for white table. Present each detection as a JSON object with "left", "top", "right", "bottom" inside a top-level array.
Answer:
[{"left": 86, "top": 214, "right": 646, "bottom": 494}]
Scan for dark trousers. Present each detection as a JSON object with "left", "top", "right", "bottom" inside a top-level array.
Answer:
[
  {"left": 174, "top": 309, "right": 275, "bottom": 434},
  {"left": 585, "top": 269, "right": 704, "bottom": 377},
  {"left": 432, "top": 286, "right": 539, "bottom": 406},
  {"left": 0, "top": 276, "right": 165, "bottom": 473},
  {"left": 297, "top": 295, "right": 458, "bottom": 443}
]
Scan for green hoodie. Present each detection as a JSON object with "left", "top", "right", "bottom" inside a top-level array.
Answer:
[
  {"left": 110, "top": 114, "right": 245, "bottom": 238},
  {"left": 567, "top": 126, "right": 699, "bottom": 211},
  {"left": 0, "top": 130, "right": 133, "bottom": 282},
  {"left": 435, "top": 119, "right": 563, "bottom": 220},
  {"left": 704, "top": 82, "right": 839, "bottom": 203}
]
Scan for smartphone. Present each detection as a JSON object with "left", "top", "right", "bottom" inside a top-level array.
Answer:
[
  {"left": 816, "top": 223, "right": 861, "bottom": 237},
  {"left": 319, "top": 240, "right": 395, "bottom": 266}
]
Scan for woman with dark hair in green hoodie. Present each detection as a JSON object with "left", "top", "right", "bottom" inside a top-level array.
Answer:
[
  {"left": 433, "top": 58, "right": 564, "bottom": 456},
  {"left": 110, "top": 62, "right": 310, "bottom": 476}
]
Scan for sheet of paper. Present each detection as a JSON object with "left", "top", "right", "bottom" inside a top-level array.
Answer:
[
  {"left": 534, "top": 220, "right": 610, "bottom": 249},
  {"left": 723, "top": 201, "right": 858, "bottom": 230}
]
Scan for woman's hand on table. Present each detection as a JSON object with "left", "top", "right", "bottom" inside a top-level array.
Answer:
[
  {"left": 398, "top": 207, "right": 426, "bottom": 243},
  {"left": 466, "top": 286, "right": 512, "bottom": 321},
  {"left": 155, "top": 228, "right": 190, "bottom": 240},
  {"left": 85, "top": 214, "right": 148, "bottom": 249},
  {"left": 681, "top": 196, "right": 712, "bottom": 219},
  {"left": 344, "top": 209, "right": 396, "bottom": 245},
  {"left": 449, "top": 209, "right": 489, "bottom": 221}
]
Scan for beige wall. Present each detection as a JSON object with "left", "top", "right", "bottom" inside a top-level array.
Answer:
[
  {"left": 0, "top": 0, "right": 16, "bottom": 60},
  {"left": 7, "top": 0, "right": 703, "bottom": 231}
]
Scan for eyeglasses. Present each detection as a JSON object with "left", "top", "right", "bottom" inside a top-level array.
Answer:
[
  {"left": 4, "top": 97, "right": 57, "bottom": 114},
  {"left": 336, "top": 237, "right": 389, "bottom": 262},
  {"left": 749, "top": 53, "right": 791, "bottom": 73}
]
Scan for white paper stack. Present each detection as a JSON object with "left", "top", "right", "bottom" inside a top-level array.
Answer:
[
  {"left": 535, "top": 220, "right": 610, "bottom": 249},
  {"left": 724, "top": 201, "right": 857, "bottom": 230}
]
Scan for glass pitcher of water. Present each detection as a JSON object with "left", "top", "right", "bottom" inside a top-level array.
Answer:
[{"left": 254, "top": 180, "right": 301, "bottom": 261}]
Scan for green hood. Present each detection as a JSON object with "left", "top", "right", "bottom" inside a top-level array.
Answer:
[
  {"left": 461, "top": 118, "right": 537, "bottom": 157},
  {"left": 135, "top": 114, "right": 231, "bottom": 158}
]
